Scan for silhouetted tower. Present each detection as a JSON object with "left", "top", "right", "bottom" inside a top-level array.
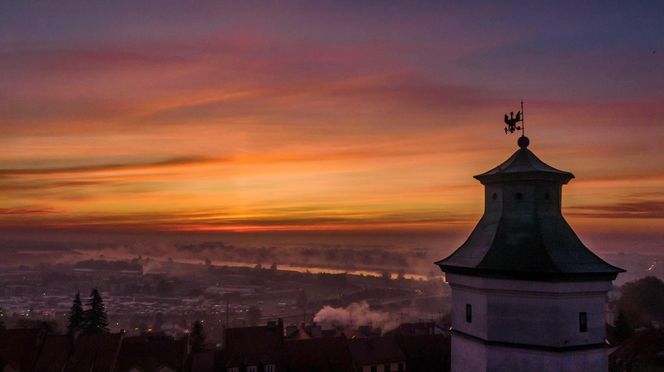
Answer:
[{"left": 437, "top": 136, "right": 624, "bottom": 372}]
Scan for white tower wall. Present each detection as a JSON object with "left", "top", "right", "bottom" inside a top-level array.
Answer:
[{"left": 447, "top": 273, "right": 611, "bottom": 372}]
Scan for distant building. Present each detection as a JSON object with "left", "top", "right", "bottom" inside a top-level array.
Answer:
[
  {"left": 437, "top": 136, "right": 624, "bottom": 372},
  {"left": 114, "top": 334, "right": 188, "bottom": 372},
  {"left": 64, "top": 332, "right": 124, "bottom": 372},
  {"left": 0, "top": 328, "right": 46, "bottom": 371},
  {"left": 33, "top": 334, "right": 72, "bottom": 372},
  {"left": 0, "top": 328, "right": 187, "bottom": 372},
  {"left": 220, "top": 320, "right": 284, "bottom": 372},
  {"left": 396, "top": 333, "right": 450, "bottom": 372},
  {"left": 0, "top": 320, "right": 450, "bottom": 372},
  {"left": 609, "top": 328, "right": 664, "bottom": 371},
  {"left": 284, "top": 336, "right": 353, "bottom": 372},
  {"left": 347, "top": 336, "right": 406, "bottom": 372}
]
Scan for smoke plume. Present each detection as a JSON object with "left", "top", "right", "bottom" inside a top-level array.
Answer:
[{"left": 313, "top": 301, "right": 399, "bottom": 331}]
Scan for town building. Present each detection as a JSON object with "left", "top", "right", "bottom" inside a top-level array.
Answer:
[
  {"left": 0, "top": 328, "right": 187, "bottom": 372},
  {"left": 347, "top": 336, "right": 406, "bottom": 372}
]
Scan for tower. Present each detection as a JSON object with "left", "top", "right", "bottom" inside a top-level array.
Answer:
[{"left": 436, "top": 136, "right": 624, "bottom": 372}]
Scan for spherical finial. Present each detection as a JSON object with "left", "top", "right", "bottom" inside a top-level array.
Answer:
[{"left": 518, "top": 136, "right": 530, "bottom": 149}]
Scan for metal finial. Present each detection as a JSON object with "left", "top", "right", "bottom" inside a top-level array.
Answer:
[{"left": 521, "top": 100, "right": 525, "bottom": 137}]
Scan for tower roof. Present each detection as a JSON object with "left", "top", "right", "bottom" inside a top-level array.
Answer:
[
  {"left": 437, "top": 137, "right": 624, "bottom": 280},
  {"left": 474, "top": 136, "right": 574, "bottom": 184}
]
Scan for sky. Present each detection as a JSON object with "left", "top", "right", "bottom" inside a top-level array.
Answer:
[{"left": 1, "top": 1, "right": 663, "bottom": 251}]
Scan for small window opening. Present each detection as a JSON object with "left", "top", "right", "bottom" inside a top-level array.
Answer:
[
  {"left": 515, "top": 192, "right": 523, "bottom": 200},
  {"left": 466, "top": 304, "right": 472, "bottom": 323},
  {"left": 544, "top": 193, "right": 551, "bottom": 201},
  {"left": 579, "top": 312, "right": 588, "bottom": 332},
  {"left": 492, "top": 193, "right": 497, "bottom": 200}
]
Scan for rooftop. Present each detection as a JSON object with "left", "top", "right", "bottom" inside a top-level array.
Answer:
[
  {"left": 474, "top": 136, "right": 574, "bottom": 184},
  {"left": 437, "top": 136, "right": 624, "bottom": 280}
]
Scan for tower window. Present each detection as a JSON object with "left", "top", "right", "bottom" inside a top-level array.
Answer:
[
  {"left": 544, "top": 193, "right": 550, "bottom": 200},
  {"left": 492, "top": 193, "right": 497, "bottom": 200},
  {"left": 466, "top": 304, "right": 472, "bottom": 323},
  {"left": 579, "top": 312, "right": 588, "bottom": 332},
  {"left": 515, "top": 192, "right": 523, "bottom": 200}
]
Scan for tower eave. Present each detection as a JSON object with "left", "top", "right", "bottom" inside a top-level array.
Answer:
[
  {"left": 473, "top": 171, "right": 574, "bottom": 185},
  {"left": 435, "top": 263, "right": 623, "bottom": 282}
]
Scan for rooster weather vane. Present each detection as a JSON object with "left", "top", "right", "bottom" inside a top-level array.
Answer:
[{"left": 504, "top": 100, "right": 526, "bottom": 135}]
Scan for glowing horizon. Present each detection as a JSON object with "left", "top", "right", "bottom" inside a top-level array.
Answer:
[{"left": 1, "top": 2, "right": 663, "bottom": 238}]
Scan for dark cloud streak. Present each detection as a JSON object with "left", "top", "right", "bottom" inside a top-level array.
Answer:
[
  {"left": 0, "top": 156, "right": 220, "bottom": 176},
  {"left": 567, "top": 201, "right": 664, "bottom": 219}
]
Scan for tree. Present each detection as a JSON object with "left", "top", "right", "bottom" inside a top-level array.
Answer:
[
  {"left": 247, "top": 306, "right": 262, "bottom": 326},
  {"left": 83, "top": 288, "right": 109, "bottom": 334},
  {"left": 67, "top": 291, "right": 85, "bottom": 334},
  {"left": 616, "top": 276, "right": 664, "bottom": 328},
  {"left": 189, "top": 320, "right": 205, "bottom": 353},
  {"left": 613, "top": 311, "right": 633, "bottom": 343}
]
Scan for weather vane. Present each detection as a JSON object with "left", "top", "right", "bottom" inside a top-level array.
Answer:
[{"left": 504, "top": 100, "right": 525, "bottom": 136}]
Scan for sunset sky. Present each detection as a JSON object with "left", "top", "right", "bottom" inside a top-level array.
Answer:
[{"left": 1, "top": 2, "right": 663, "bottom": 246}]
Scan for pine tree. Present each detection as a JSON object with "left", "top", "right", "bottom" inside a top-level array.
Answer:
[
  {"left": 189, "top": 320, "right": 205, "bottom": 353},
  {"left": 83, "top": 288, "right": 109, "bottom": 334},
  {"left": 67, "top": 291, "right": 84, "bottom": 334}
]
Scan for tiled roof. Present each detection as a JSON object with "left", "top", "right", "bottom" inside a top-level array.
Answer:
[
  {"left": 0, "top": 328, "right": 45, "bottom": 370},
  {"left": 284, "top": 337, "right": 353, "bottom": 372},
  {"left": 114, "top": 335, "right": 187, "bottom": 372},
  {"left": 347, "top": 336, "right": 405, "bottom": 366},
  {"left": 610, "top": 329, "right": 664, "bottom": 371},
  {"left": 222, "top": 324, "right": 283, "bottom": 367},
  {"left": 65, "top": 333, "right": 123, "bottom": 372},
  {"left": 33, "top": 334, "right": 72, "bottom": 372}
]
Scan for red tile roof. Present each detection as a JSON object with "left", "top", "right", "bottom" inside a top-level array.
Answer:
[
  {"left": 114, "top": 335, "right": 187, "bottom": 372},
  {"left": 0, "top": 328, "right": 45, "bottom": 371},
  {"left": 284, "top": 337, "right": 353, "bottom": 372},
  {"left": 222, "top": 323, "right": 283, "bottom": 368},
  {"left": 610, "top": 328, "right": 664, "bottom": 371},
  {"left": 33, "top": 334, "right": 72, "bottom": 372},
  {"left": 348, "top": 336, "right": 405, "bottom": 366},
  {"left": 65, "top": 333, "right": 123, "bottom": 372}
]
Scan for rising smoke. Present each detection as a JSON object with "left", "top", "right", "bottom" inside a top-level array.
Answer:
[{"left": 313, "top": 301, "right": 400, "bottom": 331}]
